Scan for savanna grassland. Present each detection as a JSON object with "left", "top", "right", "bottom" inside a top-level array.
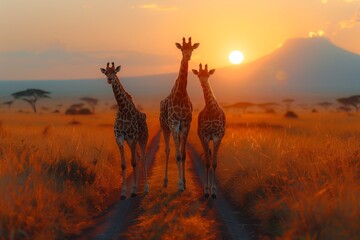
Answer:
[
  {"left": 0, "top": 112, "right": 159, "bottom": 239},
  {"left": 1, "top": 108, "right": 360, "bottom": 239},
  {"left": 188, "top": 110, "right": 360, "bottom": 239}
]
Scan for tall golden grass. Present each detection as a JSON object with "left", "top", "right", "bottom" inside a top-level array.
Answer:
[
  {"left": 2, "top": 109, "right": 359, "bottom": 239},
  {"left": 0, "top": 112, "right": 158, "bottom": 239},
  {"left": 189, "top": 111, "right": 360, "bottom": 239}
]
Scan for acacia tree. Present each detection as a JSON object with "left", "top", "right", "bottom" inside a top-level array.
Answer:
[
  {"left": 80, "top": 97, "right": 98, "bottom": 113},
  {"left": 337, "top": 95, "right": 360, "bottom": 112},
  {"left": 257, "top": 102, "right": 279, "bottom": 113},
  {"left": 12, "top": 89, "right": 51, "bottom": 113},
  {"left": 224, "top": 102, "right": 254, "bottom": 113},
  {"left": 317, "top": 101, "right": 333, "bottom": 110},
  {"left": 282, "top": 99, "right": 295, "bottom": 111}
]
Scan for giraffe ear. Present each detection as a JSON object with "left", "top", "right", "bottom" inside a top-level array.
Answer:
[
  {"left": 175, "top": 43, "right": 182, "bottom": 49},
  {"left": 192, "top": 69, "right": 199, "bottom": 75},
  {"left": 100, "top": 68, "right": 106, "bottom": 74},
  {"left": 209, "top": 69, "right": 215, "bottom": 75},
  {"left": 115, "top": 65, "right": 121, "bottom": 72},
  {"left": 192, "top": 43, "right": 199, "bottom": 49}
]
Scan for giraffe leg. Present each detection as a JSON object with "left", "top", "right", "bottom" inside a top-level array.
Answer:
[
  {"left": 116, "top": 136, "right": 127, "bottom": 200},
  {"left": 180, "top": 126, "right": 190, "bottom": 190},
  {"left": 182, "top": 152, "right": 186, "bottom": 190},
  {"left": 211, "top": 137, "right": 222, "bottom": 199},
  {"left": 162, "top": 128, "right": 171, "bottom": 188},
  {"left": 172, "top": 127, "right": 184, "bottom": 192},
  {"left": 200, "top": 136, "right": 211, "bottom": 198},
  {"left": 139, "top": 141, "right": 149, "bottom": 194},
  {"left": 135, "top": 150, "right": 140, "bottom": 195},
  {"left": 129, "top": 141, "right": 138, "bottom": 198}
]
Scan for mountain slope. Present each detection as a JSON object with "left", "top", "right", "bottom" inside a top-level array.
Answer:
[
  {"left": 212, "top": 37, "right": 360, "bottom": 101},
  {"left": 1, "top": 38, "right": 359, "bottom": 104}
]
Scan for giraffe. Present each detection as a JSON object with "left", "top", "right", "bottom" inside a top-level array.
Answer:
[
  {"left": 159, "top": 37, "right": 199, "bottom": 191},
  {"left": 100, "top": 62, "right": 149, "bottom": 200},
  {"left": 192, "top": 64, "right": 226, "bottom": 199}
]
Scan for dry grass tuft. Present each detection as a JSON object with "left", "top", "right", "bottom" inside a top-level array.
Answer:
[
  {"left": 0, "top": 112, "right": 158, "bottom": 239},
  {"left": 189, "top": 111, "right": 360, "bottom": 239}
]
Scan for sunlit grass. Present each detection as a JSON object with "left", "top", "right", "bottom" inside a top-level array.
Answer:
[
  {"left": 1, "top": 109, "right": 359, "bottom": 239},
  {"left": 0, "top": 112, "right": 158, "bottom": 239},
  {"left": 189, "top": 111, "right": 360, "bottom": 239}
]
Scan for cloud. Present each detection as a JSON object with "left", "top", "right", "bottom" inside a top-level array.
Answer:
[
  {"left": 308, "top": 30, "right": 326, "bottom": 38},
  {"left": 136, "top": 4, "right": 177, "bottom": 11},
  {"left": 0, "top": 46, "right": 178, "bottom": 80},
  {"left": 337, "top": 7, "right": 360, "bottom": 29}
]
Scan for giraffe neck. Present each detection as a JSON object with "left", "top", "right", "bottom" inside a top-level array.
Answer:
[
  {"left": 201, "top": 81, "right": 217, "bottom": 106},
  {"left": 111, "top": 75, "right": 135, "bottom": 111},
  {"left": 171, "top": 58, "right": 189, "bottom": 95}
]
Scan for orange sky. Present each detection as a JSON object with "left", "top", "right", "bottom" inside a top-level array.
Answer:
[{"left": 0, "top": 0, "right": 359, "bottom": 80}]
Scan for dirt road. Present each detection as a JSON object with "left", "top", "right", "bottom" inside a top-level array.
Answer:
[
  {"left": 74, "top": 132, "right": 161, "bottom": 240},
  {"left": 187, "top": 144, "right": 252, "bottom": 240},
  {"left": 75, "top": 132, "right": 252, "bottom": 239}
]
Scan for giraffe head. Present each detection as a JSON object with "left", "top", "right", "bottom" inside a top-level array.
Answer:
[
  {"left": 100, "top": 62, "right": 121, "bottom": 84},
  {"left": 192, "top": 64, "right": 215, "bottom": 84},
  {"left": 175, "top": 37, "right": 199, "bottom": 61}
]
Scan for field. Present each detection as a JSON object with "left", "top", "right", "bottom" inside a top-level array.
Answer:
[
  {"left": 0, "top": 109, "right": 359, "bottom": 239},
  {"left": 0, "top": 112, "right": 159, "bottom": 239},
  {"left": 189, "top": 111, "right": 360, "bottom": 239}
]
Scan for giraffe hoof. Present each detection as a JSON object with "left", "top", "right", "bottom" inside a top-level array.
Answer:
[
  {"left": 120, "top": 195, "right": 126, "bottom": 200},
  {"left": 204, "top": 193, "right": 210, "bottom": 198},
  {"left": 211, "top": 194, "right": 217, "bottom": 199},
  {"left": 131, "top": 193, "right": 137, "bottom": 198},
  {"left": 163, "top": 180, "right": 168, "bottom": 188},
  {"left": 144, "top": 185, "right": 149, "bottom": 194},
  {"left": 178, "top": 181, "right": 184, "bottom": 192}
]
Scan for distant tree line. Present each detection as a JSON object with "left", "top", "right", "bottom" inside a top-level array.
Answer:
[{"left": 222, "top": 94, "right": 360, "bottom": 116}]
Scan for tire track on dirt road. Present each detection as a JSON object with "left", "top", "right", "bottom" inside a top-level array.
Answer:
[
  {"left": 187, "top": 143, "right": 253, "bottom": 240},
  {"left": 125, "top": 134, "right": 224, "bottom": 240},
  {"left": 74, "top": 131, "right": 160, "bottom": 240},
  {"left": 124, "top": 137, "right": 253, "bottom": 239}
]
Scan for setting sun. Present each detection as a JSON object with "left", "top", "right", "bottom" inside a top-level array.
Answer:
[{"left": 229, "top": 50, "right": 244, "bottom": 64}]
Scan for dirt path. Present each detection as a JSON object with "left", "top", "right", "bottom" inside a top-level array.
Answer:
[
  {"left": 75, "top": 133, "right": 252, "bottom": 239},
  {"left": 123, "top": 139, "right": 252, "bottom": 239},
  {"left": 187, "top": 144, "right": 252, "bottom": 240},
  {"left": 75, "top": 132, "right": 161, "bottom": 240}
]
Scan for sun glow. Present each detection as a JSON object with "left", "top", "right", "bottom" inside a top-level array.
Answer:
[{"left": 229, "top": 50, "right": 244, "bottom": 65}]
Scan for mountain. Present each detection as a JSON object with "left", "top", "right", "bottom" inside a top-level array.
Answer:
[
  {"left": 211, "top": 37, "right": 360, "bottom": 101},
  {"left": 1, "top": 38, "right": 359, "bottom": 106}
]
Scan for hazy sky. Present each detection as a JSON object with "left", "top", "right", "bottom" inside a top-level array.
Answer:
[{"left": 0, "top": 0, "right": 359, "bottom": 80}]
